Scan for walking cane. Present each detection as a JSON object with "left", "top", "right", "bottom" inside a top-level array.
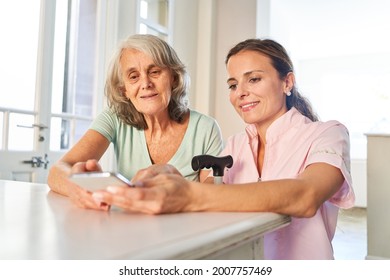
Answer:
[{"left": 191, "top": 155, "right": 233, "bottom": 184}]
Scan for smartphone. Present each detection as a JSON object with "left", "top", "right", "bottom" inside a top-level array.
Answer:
[{"left": 69, "top": 172, "right": 134, "bottom": 192}]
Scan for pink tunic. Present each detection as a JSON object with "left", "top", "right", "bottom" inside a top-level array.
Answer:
[{"left": 219, "top": 108, "right": 355, "bottom": 259}]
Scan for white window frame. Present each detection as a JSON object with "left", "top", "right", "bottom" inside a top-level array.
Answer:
[{"left": 136, "top": 0, "right": 173, "bottom": 42}]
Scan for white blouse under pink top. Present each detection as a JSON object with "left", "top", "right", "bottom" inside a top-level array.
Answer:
[{"left": 219, "top": 107, "right": 355, "bottom": 259}]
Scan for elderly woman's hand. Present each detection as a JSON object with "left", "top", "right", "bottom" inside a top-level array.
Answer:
[
  {"left": 66, "top": 159, "right": 109, "bottom": 211},
  {"left": 67, "top": 182, "right": 110, "bottom": 211},
  {"left": 93, "top": 173, "right": 194, "bottom": 214},
  {"left": 131, "top": 164, "right": 182, "bottom": 182},
  {"left": 71, "top": 159, "right": 103, "bottom": 173}
]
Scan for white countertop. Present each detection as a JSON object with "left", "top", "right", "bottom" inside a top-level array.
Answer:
[{"left": 0, "top": 180, "right": 290, "bottom": 260}]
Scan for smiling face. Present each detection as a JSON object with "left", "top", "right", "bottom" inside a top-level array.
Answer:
[
  {"left": 120, "top": 48, "right": 174, "bottom": 118},
  {"left": 226, "top": 50, "right": 293, "bottom": 131}
]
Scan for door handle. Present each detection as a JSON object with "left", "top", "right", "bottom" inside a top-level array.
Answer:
[
  {"left": 22, "top": 154, "right": 50, "bottom": 169},
  {"left": 17, "top": 123, "right": 49, "bottom": 130}
]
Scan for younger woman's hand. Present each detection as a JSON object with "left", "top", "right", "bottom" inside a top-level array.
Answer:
[{"left": 93, "top": 173, "right": 193, "bottom": 214}]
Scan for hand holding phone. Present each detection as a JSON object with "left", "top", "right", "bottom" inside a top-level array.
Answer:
[{"left": 69, "top": 172, "right": 133, "bottom": 192}]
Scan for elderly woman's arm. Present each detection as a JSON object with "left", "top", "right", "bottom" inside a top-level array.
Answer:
[{"left": 47, "top": 130, "right": 110, "bottom": 210}]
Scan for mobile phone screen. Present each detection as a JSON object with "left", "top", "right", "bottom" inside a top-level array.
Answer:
[{"left": 69, "top": 172, "right": 133, "bottom": 191}]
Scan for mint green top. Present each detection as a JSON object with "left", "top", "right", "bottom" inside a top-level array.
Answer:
[{"left": 90, "top": 109, "right": 223, "bottom": 181}]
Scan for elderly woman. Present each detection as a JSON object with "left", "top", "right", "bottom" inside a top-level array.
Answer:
[
  {"left": 94, "top": 38, "right": 355, "bottom": 260},
  {"left": 47, "top": 34, "right": 223, "bottom": 210}
]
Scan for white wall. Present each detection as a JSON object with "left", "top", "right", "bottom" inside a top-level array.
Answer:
[
  {"left": 170, "top": 0, "right": 199, "bottom": 109},
  {"left": 212, "top": 0, "right": 258, "bottom": 139}
]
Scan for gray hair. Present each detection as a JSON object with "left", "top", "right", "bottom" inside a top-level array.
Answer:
[{"left": 105, "top": 34, "right": 190, "bottom": 129}]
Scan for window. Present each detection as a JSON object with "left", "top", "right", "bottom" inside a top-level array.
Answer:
[
  {"left": 0, "top": 1, "right": 40, "bottom": 152},
  {"left": 50, "top": 0, "right": 98, "bottom": 151},
  {"left": 0, "top": 2, "right": 40, "bottom": 113},
  {"left": 139, "top": 0, "right": 170, "bottom": 40},
  {"left": 0, "top": 0, "right": 99, "bottom": 152}
]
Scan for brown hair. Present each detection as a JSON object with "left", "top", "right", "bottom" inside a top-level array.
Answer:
[{"left": 226, "top": 38, "right": 318, "bottom": 122}]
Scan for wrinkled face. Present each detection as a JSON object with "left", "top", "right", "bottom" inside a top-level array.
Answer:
[
  {"left": 226, "top": 50, "right": 291, "bottom": 129},
  {"left": 120, "top": 48, "right": 174, "bottom": 117}
]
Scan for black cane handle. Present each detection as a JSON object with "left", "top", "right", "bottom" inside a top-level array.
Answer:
[{"left": 191, "top": 155, "right": 233, "bottom": 177}]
